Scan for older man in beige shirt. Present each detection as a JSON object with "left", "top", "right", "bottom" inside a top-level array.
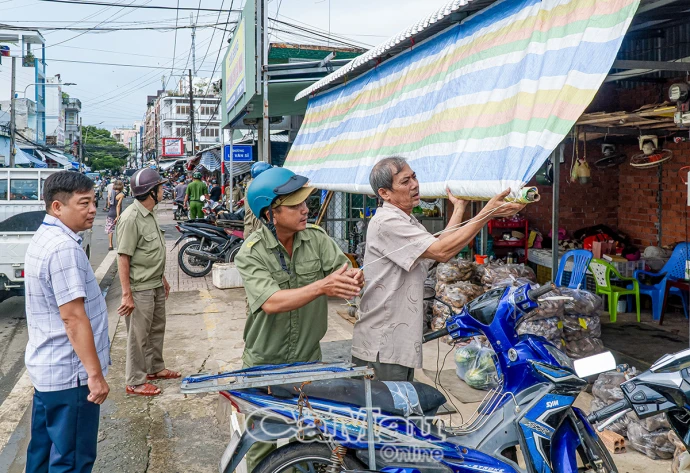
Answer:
[{"left": 351, "top": 157, "right": 524, "bottom": 381}]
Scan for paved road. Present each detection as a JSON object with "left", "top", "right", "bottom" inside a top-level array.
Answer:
[{"left": 0, "top": 205, "right": 118, "bottom": 408}]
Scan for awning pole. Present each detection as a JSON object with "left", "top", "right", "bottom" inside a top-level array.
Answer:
[
  {"left": 551, "top": 149, "right": 560, "bottom": 282},
  {"left": 229, "top": 129, "right": 234, "bottom": 207}
]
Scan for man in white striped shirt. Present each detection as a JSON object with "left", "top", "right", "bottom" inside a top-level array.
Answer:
[{"left": 24, "top": 171, "right": 110, "bottom": 473}]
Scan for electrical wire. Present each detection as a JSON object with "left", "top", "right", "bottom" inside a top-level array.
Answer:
[
  {"left": 44, "top": 57, "right": 218, "bottom": 71},
  {"left": 0, "top": 23, "right": 231, "bottom": 31},
  {"left": 198, "top": 0, "right": 225, "bottom": 77},
  {"left": 269, "top": 18, "right": 367, "bottom": 49},
  {"left": 197, "top": 1, "right": 234, "bottom": 134},
  {"left": 162, "top": 0, "right": 181, "bottom": 93},
  {"left": 44, "top": 0, "right": 152, "bottom": 49},
  {"left": 38, "top": 0, "right": 238, "bottom": 12}
]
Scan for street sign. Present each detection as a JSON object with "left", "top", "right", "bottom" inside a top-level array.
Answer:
[{"left": 224, "top": 145, "right": 253, "bottom": 162}]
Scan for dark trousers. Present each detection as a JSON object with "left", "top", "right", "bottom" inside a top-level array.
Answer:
[
  {"left": 352, "top": 355, "right": 415, "bottom": 382},
  {"left": 27, "top": 385, "right": 100, "bottom": 473}
]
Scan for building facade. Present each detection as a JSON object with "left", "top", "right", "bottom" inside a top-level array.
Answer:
[
  {"left": 143, "top": 77, "right": 221, "bottom": 160},
  {"left": 0, "top": 28, "right": 46, "bottom": 145},
  {"left": 63, "top": 97, "right": 81, "bottom": 149},
  {"left": 44, "top": 76, "right": 64, "bottom": 148}
]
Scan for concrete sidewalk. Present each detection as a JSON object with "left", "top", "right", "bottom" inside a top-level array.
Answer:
[{"left": 91, "top": 241, "right": 357, "bottom": 473}]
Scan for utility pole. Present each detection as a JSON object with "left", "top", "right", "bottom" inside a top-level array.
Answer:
[
  {"left": 78, "top": 117, "right": 83, "bottom": 171},
  {"left": 9, "top": 56, "right": 16, "bottom": 167},
  {"left": 188, "top": 68, "right": 195, "bottom": 156},
  {"left": 191, "top": 13, "right": 197, "bottom": 75},
  {"left": 261, "top": 0, "right": 270, "bottom": 164}
]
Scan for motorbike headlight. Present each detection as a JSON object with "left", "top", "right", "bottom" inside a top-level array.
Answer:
[{"left": 545, "top": 343, "right": 574, "bottom": 370}]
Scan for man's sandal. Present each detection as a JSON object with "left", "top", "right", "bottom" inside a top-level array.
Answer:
[
  {"left": 146, "top": 369, "right": 181, "bottom": 380},
  {"left": 126, "top": 383, "right": 161, "bottom": 396}
]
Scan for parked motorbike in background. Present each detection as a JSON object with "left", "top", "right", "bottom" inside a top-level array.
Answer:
[
  {"left": 173, "top": 201, "right": 188, "bottom": 221},
  {"left": 172, "top": 219, "right": 244, "bottom": 277}
]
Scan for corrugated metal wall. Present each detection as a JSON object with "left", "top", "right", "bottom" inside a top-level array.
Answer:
[{"left": 616, "top": 22, "right": 690, "bottom": 87}]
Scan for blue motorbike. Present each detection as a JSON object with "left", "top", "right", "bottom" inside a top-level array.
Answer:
[{"left": 214, "top": 283, "right": 690, "bottom": 473}]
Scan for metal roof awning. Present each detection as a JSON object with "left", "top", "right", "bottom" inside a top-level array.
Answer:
[
  {"left": 285, "top": 0, "right": 639, "bottom": 199},
  {"left": 37, "top": 149, "right": 70, "bottom": 167},
  {"left": 5, "top": 148, "right": 46, "bottom": 168},
  {"left": 228, "top": 162, "right": 251, "bottom": 178}
]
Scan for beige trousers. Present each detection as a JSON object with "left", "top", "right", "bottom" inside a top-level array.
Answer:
[{"left": 125, "top": 286, "right": 167, "bottom": 386}]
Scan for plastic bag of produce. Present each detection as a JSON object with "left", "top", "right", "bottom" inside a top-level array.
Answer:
[
  {"left": 590, "top": 398, "right": 629, "bottom": 436},
  {"left": 626, "top": 411, "right": 671, "bottom": 432},
  {"left": 435, "top": 281, "right": 484, "bottom": 309},
  {"left": 627, "top": 422, "right": 674, "bottom": 460},
  {"left": 562, "top": 314, "right": 602, "bottom": 342},
  {"left": 521, "top": 285, "right": 565, "bottom": 322},
  {"left": 437, "top": 259, "right": 475, "bottom": 283},
  {"left": 491, "top": 276, "right": 536, "bottom": 289},
  {"left": 480, "top": 263, "right": 536, "bottom": 288},
  {"left": 517, "top": 316, "right": 563, "bottom": 346},
  {"left": 564, "top": 335, "right": 604, "bottom": 359},
  {"left": 669, "top": 431, "right": 690, "bottom": 473},
  {"left": 455, "top": 338, "right": 499, "bottom": 390},
  {"left": 592, "top": 368, "right": 639, "bottom": 403},
  {"left": 560, "top": 288, "right": 603, "bottom": 315},
  {"left": 431, "top": 315, "right": 447, "bottom": 331},
  {"left": 436, "top": 261, "right": 462, "bottom": 283}
]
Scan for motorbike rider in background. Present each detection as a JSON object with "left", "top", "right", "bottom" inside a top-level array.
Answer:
[{"left": 174, "top": 176, "right": 188, "bottom": 216}]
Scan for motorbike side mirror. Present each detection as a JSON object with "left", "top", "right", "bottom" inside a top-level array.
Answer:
[{"left": 574, "top": 351, "right": 616, "bottom": 378}]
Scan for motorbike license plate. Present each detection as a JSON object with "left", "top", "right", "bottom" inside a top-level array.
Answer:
[{"left": 219, "top": 431, "right": 242, "bottom": 473}]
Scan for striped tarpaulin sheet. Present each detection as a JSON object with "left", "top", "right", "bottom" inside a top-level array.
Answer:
[{"left": 284, "top": 0, "right": 639, "bottom": 199}]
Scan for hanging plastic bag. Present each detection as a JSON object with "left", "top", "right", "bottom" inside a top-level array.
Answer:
[{"left": 455, "top": 338, "right": 499, "bottom": 391}]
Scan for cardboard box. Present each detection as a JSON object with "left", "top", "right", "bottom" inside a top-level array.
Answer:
[{"left": 592, "top": 241, "right": 615, "bottom": 259}]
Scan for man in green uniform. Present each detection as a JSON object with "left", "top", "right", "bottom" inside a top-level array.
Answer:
[
  {"left": 235, "top": 167, "right": 363, "bottom": 471},
  {"left": 117, "top": 168, "right": 181, "bottom": 396},
  {"left": 184, "top": 172, "right": 207, "bottom": 219}
]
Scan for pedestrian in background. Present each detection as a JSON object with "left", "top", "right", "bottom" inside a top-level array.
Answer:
[
  {"left": 104, "top": 179, "right": 114, "bottom": 211},
  {"left": 24, "top": 171, "right": 110, "bottom": 473},
  {"left": 117, "top": 168, "right": 180, "bottom": 396},
  {"left": 105, "top": 179, "right": 125, "bottom": 251},
  {"left": 185, "top": 172, "right": 207, "bottom": 219}
]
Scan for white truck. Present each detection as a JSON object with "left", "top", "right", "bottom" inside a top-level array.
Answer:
[{"left": 0, "top": 168, "right": 92, "bottom": 304}]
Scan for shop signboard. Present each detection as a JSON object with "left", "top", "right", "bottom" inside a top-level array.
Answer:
[
  {"left": 224, "top": 145, "right": 253, "bottom": 162},
  {"left": 162, "top": 137, "right": 184, "bottom": 157},
  {"left": 225, "top": 19, "right": 245, "bottom": 112},
  {"left": 221, "top": 0, "right": 256, "bottom": 128}
]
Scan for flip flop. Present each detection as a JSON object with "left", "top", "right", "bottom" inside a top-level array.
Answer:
[
  {"left": 146, "top": 369, "right": 181, "bottom": 380},
  {"left": 126, "top": 383, "right": 161, "bottom": 396}
]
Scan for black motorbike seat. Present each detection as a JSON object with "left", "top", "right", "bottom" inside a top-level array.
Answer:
[
  {"left": 185, "top": 222, "right": 227, "bottom": 235},
  {"left": 259, "top": 379, "right": 446, "bottom": 417}
]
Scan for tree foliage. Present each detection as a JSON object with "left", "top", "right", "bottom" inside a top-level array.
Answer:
[{"left": 80, "top": 126, "right": 129, "bottom": 172}]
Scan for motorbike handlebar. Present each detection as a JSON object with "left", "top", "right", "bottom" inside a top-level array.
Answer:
[
  {"left": 423, "top": 327, "right": 449, "bottom": 343},
  {"left": 586, "top": 398, "right": 631, "bottom": 424},
  {"left": 527, "top": 283, "right": 556, "bottom": 301}
]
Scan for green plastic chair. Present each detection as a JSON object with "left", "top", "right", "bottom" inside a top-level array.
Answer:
[{"left": 589, "top": 258, "right": 640, "bottom": 322}]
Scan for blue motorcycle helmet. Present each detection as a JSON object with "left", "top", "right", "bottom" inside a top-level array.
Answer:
[
  {"left": 247, "top": 167, "right": 313, "bottom": 219},
  {"left": 250, "top": 161, "right": 272, "bottom": 179}
]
